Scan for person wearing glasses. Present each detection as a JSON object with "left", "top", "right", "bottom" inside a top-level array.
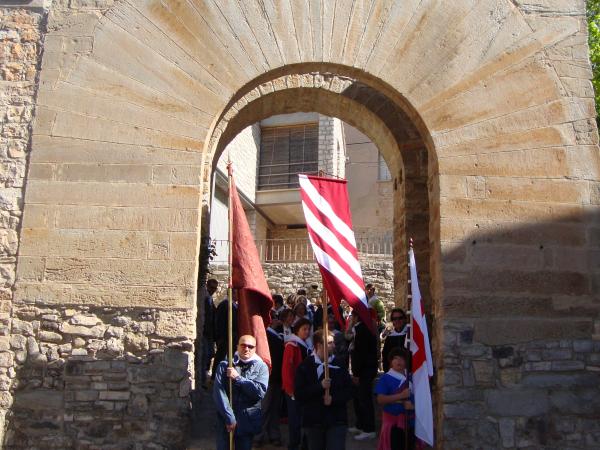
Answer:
[
  {"left": 213, "top": 335, "right": 269, "bottom": 450},
  {"left": 381, "top": 308, "right": 409, "bottom": 372}
]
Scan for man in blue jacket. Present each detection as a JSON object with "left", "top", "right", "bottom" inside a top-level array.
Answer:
[{"left": 213, "top": 334, "right": 269, "bottom": 450}]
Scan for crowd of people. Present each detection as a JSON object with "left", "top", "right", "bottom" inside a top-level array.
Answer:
[{"left": 199, "top": 279, "right": 417, "bottom": 450}]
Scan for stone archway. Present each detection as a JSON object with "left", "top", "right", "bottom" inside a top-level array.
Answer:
[
  {"left": 203, "top": 67, "right": 435, "bottom": 308},
  {"left": 199, "top": 63, "right": 439, "bottom": 383},
  {"left": 2, "top": 1, "right": 598, "bottom": 448}
]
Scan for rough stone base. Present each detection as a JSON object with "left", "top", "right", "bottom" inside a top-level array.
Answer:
[
  {"left": 210, "top": 258, "right": 396, "bottom": 305},
  {"left": 442, "top": 320, "right": 600, "bottom": 449},
  {"left": 3, "top": 304, "right": 194, "bottom": 449}
]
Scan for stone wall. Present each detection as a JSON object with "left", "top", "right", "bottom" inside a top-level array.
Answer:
[
  {"left": 0, "top": 4, "right": 45, "bottom": 443},
  {"left": 4, "top": 304, "right": 193, "bottom": 449},
  {"left": 2, "top": 1, "right": 599, "bottom": 449},
  {"left": 209, "top": 258, "right": 397, "bottom": 309},
  {"left": 442, "top": 325, "right": 600, "bottom": 448},
  {"left": 0, "top": 2, "right": 198, "bottom": 448},
  {"left": 317, "top": 115, "right": 346, "bottom": 178},
  {"left": 216, "top": 123, "right": 260, "bottom": 203}
]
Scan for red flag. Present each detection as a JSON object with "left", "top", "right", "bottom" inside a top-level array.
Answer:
[
  {"left": 229, "top": 166, "right": 273, "bottom": 368},
  {"left": 299, "top": 174, "right": 374, "bottom": 334}
]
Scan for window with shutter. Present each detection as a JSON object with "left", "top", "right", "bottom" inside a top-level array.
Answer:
[{"left": 258, "top": 123, "right": 319, "bottom": 190}]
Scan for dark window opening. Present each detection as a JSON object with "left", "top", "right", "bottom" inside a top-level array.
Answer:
[{"left": 258, "top": 123, "right": 318, "bottom": 190}]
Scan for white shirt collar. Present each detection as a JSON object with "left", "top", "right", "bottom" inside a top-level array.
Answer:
[{"left": 386, "top": 368, "right": 407, "bottom": 383}]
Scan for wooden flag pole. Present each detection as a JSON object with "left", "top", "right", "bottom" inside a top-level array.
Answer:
[
  {"left": 405, "top": 238, "right": 413, "bottom": 351},
  {"left": 322, "top": 289, "right": 330, "bottom": 400},
  {"left": 227, "top": 159, "right": 235, "bottom": 450},
  {"left": 406, "top": 237, "right": 414, "bottom": 450}
]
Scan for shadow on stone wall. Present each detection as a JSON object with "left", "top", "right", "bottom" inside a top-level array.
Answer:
[
  {"left": 2, "top": 210, "right": 598, "bottom": 449},
  {"left": 437, "top": 208, "right": 600, "bottom": 449},
  {"left": 3, "top": 306, "right": 193, "bottom": 450}
]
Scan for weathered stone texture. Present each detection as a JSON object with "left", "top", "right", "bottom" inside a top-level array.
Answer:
[
  {"left": 216, "top": 123, "right": 260, "bottom": 203},
  {"left": 0, "top": 5, "right": 45, "bottom": 444},
  {"left": 210, "top": 257, "right": 396, "bottom": 308},
  {"left": 0, "top": 7, "right": 43, "bottom": 306},
  {"left": 1, "top": 0, "right": 598, "bottom": 449},
  {"left": 4, "top": 304, "right": 192, "bottom": 449},
  {"left": 442, "top": 321, "right": 600, "bottom": 449},
  {"left": 318, "top": 115, "right": 346, "bottom": 178}
]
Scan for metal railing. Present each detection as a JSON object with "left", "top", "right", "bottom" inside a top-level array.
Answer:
[
  {"left": 257, "top": 166, "right": 319, "bottom": 190},
  {"left": 210, "top": 237, "right": 393, "bottom": 263}
]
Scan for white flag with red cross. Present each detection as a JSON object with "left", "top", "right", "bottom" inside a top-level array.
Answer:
[{"left": 409, "top": 246, "right": 434, "bottom": 446}]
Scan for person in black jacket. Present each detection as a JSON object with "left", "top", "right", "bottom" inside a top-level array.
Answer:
[
  {"left": 199, "top": 278, "right": 218, "bottom": 388},
  {"left": 381, "top": 308, "right": 409, "bottom": 372},
  {"left": 295, "top": 330, "right": 353, "bottom": 450},
  {"left": 213, "top": 289, "right": 238, "bottom": 379},
  {"left": 255, "top": 313, "right": 285, "bottom": 447},
  {"left": 348, "top": 310, "right": 379, "bottom": 441}
]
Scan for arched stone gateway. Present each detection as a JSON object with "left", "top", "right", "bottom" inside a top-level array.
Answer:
[
  {"left": 204, "top": 67, "right": 433, "bottom": 309},
  {"left": 1, "top": 0, "right": 598, "bottom": 448}
]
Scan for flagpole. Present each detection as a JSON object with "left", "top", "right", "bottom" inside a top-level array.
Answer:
[
  {"left": 227, "top": 159, "right": 234, "bottom": 450},
  {"left": 406, "top": 238, "right": 414, "bottom": 352},
  {"left": 322, "top": 289, "right": 330, "bottom": 400},
  {"left": 407, "top": 237, "right": 414, "bottom": 450}
]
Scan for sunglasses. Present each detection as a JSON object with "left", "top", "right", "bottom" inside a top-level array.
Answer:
[
  {"left": 391, "top": 316, "right": 405, "bottom": 321},
  {"left": 239, "top": 343, "right": 255, "bottom": 349}
]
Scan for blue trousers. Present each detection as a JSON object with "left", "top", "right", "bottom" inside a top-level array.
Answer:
[
  {"left": 285, "top": 394, "right": 302, "bottom": 450},
  {"left": 216, "top": 416, "right": 254, "bottom": 450},
  {"left": 256, "top": 380, "right": 282, "bottom": 443}
]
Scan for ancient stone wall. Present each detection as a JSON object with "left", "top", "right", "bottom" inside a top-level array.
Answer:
[
  {"left": 0, "top": 4, "right": 45, "bottom": 443},
  {"left": 1, "top": 1, "right": 598, "bottom": 449},
  {"left": 0, "top": 2, "right": 198, "bottom": 448},
  {"left": 4, "top": 305, "right": 193, "bottom": 448},
  {"left": 434, "top": 3, "right": 600, "bottom": 447},
  {"left": 442, "top": 324, "right": 600, "bottom": 448},
  {"left": 209, "top": 258, "right": 396, "bottom": 309}
]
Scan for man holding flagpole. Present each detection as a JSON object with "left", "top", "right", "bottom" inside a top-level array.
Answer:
[
  {"left": 212, "top": 162, "right": 274, "bottom": 449},
  {"left": 298, "top": 172, "right": 380, "bottom": 442},
  {"left": 213, "top": 334, "right": 269, "bottom": 450}
]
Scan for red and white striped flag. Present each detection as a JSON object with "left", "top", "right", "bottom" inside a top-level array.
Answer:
[
  {"left": 409, "top": 247, "right": 434, "bottom": 447},
  {"left": 298, "top": 174, "right": 373, "bottom": 333}
]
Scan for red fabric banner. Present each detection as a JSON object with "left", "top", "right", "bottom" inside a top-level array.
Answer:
[
  {"left": 229, "top": 168, "right": 273, "bottom": 368},
  {"left": 299, "top": 174, "right": 374, "bottom": 334}
]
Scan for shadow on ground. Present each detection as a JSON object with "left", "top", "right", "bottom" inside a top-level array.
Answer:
[{"left": 188, "top": 384, "right": 380, "bottom": 450}]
